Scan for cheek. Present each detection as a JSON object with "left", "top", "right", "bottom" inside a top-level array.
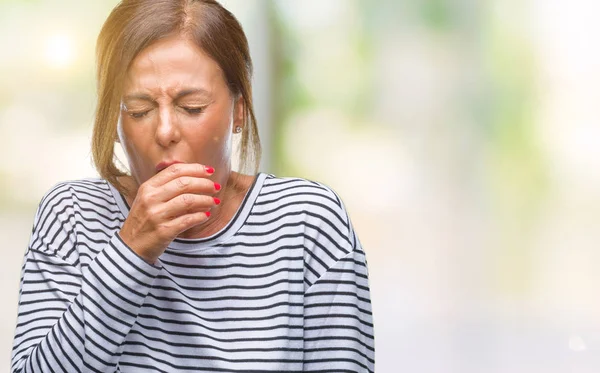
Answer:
[
  {"left": 117, "top": 117, "right": 153, "bottom": 179},
  {"left": 191, "top": 108, "right": 233, "bottom": 146},
  {"left": 118, "top": 114, "right": 139, "bottom": 143},
  {"left": 188, "top": 128, "right": 231, "bottom": 154},
  {"left": 187, "top": 123, "right": 233, "bottom": 165},
  {"left": 118, "top": 121, "right": 142, "bottom": 156},
  {"left": 216, "top": 132, "right": 232, "bottom": 155}
]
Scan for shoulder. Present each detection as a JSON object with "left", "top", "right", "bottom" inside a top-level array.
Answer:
[
  {"left": 258, "top": 174, "right": 348, "bottom": 223},
  {"left": 33, "top": 178, "right": 119, "bottom": 231},
  {"left": 30, "top": 178, "right": 121, "bottom": 258},
  {"left": 37, "top": 178, "right": 114, "bottom": 214}
]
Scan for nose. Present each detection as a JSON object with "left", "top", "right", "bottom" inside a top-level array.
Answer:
[{"left": 155, "top": 106, "right": 181, "bottom": 148}]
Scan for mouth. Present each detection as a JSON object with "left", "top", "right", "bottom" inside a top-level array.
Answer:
[{"left": 155, "top": 160, "right": 184, "bottom": 173}]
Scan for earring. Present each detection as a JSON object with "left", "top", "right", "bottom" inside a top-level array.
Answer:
[{"left": 234, "top": 126, "right": 242, "bottom": 133}]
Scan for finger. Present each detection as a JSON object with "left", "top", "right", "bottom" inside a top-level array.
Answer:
[
  {"left": 147, "top": 163, "right": 215, "bottom": 187},
  {"left": 165, "top": 211, "right": 212, "bottom": 237},
  {"left": 159, "top": 193, "right": 218, "bottom": 220},
  {"left": 157, "top": 175, "right": 221, "bottom": 202}
]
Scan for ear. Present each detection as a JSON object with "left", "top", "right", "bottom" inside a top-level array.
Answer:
[{"left": 233, "top": 95, "right": 244, "bottom": 131}]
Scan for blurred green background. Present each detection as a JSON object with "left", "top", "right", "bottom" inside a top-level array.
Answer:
[{"left": 2, "top": 0, "right": 600, "bottom": 372}]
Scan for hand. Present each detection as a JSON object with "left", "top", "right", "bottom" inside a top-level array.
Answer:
[{"left": 118, "top": 163, "right": 220, "bottom": 264}]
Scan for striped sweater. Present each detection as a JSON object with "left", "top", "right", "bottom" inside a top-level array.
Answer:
[{"left": 11, "top": 173, "right": 375, "bottom": 372}]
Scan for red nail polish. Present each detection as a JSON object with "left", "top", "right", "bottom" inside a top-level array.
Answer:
[
  {"left": 214, "top": 197, "right": 221, "bottom": 205},
  {"left": 205, "top": 166, "right": 214, "bottom": 174},
  {"left": 214, "top": 183, "right": 221, "bottom": 191},
  {"left": 205, "top": 211, "right": 211, "bottom": 218}
]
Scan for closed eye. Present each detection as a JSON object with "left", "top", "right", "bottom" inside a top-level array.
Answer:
[
  {"left": 183, "top": 107, "right": 205, "bottom": 115},
  {"left": 129, "top": 110, "right": 150, "bottom": 119}
]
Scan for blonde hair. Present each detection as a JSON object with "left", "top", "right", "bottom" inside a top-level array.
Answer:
[{"left": 92, "top": 0, "right": 261, "bottom": 194}]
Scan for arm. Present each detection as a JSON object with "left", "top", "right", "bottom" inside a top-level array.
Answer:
[
  {"left": 12, "top": 164, "right": 220, "bottom": 372},
  {"left": 303, "top": 248, "right": 375, "bottom": 372},
  {"left": 11, "top": 187, "right": 161, "bottom": 373}
]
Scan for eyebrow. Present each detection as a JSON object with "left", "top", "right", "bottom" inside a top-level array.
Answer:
[{"left": 122, "top": 88, "right": 211, "bottom": 102}]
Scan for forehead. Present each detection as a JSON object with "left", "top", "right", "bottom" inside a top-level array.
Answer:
[{"left": 124, "top": 34, "right": 226, "bottom": 94}]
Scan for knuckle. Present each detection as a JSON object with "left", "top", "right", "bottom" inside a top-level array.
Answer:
[
  {"left": 136, "top": 186, "right": 148, "bottom": 200},
  {"left": 134, "top": 197, "right": 147, "bottom": 211},
  {"left": 146, "top": 207, "right": 160, "bottom": 222},
  {"left": 145, "top": 190, "right": 159, "bottom": 203},
  {"left": 181, "top": 193, "right": 193, "bottom": 206},
  {"left": 181, "top": 215, "right": 194, "bottom": 227},
  {"left": 176, "top": 177, "right": 189, "bottom": 189},
  {"left": 137, "top": 187, "right": 155, "bottom": 206},
  {"left": 156, "top": 224, "right": 171, "bottom": 241}
]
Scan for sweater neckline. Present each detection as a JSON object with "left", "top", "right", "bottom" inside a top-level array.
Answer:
[{"left": 107, "top": 172, "right": 267, "bottom": 250}]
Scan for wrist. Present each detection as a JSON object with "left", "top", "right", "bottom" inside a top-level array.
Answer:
[{"left": 117, "top": 230, "right": 158, "bottom": 265}]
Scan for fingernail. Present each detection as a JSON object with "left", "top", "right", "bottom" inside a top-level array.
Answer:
[
  {"left": 213, "top": 197, "right": 221, "bottom": 205},
  {"left": 214, "top": 183, "right": 221, "bottom": 191},
  {"left": 205, "top": 166, "right": 214, "bottom": 174},
  {"left": 205, "top": 211, "right": 211, "bottom": 218}
]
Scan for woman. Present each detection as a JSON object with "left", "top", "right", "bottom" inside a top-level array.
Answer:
[{"left": 11, "top": 0, "right": 374, "bottom": 372}]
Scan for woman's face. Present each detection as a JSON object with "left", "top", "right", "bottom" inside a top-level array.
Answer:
[{"left": 117, "top": 34, "right": 243, "bottom": 187}]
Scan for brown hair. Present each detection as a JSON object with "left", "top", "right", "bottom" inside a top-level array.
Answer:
[{"left": 92, "top": 0, "right": 261, "bottom": 194}]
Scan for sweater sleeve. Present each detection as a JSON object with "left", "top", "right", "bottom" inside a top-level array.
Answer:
[
  {"left": 302, "top": 240, "right": 375, "bottom": 372},
  {"left": 11, "top": 186, "right": 161, "bottom": 372}
]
